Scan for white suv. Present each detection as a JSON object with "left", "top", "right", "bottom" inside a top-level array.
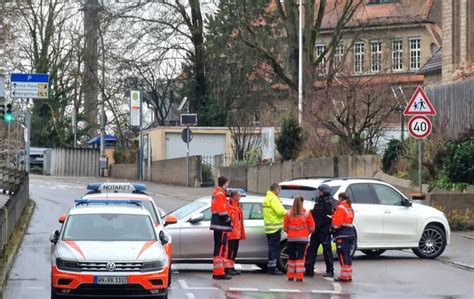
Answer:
[{"left": 279, "top": 178, "right": 450, "bottom": 259}]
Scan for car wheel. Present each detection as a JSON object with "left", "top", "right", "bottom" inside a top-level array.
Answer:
[
  {"left": 412, "top": 224, "right": 447, "bottom": 259},
  {"left": 361, "top": 249, "right": 386, "bottom": 257},
  {"left": 277, "top": 241, "right": 288, "bottom": 273}
]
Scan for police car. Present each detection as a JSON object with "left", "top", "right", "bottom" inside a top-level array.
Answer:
[{"left": 50, "top": 199, "right": 170, "bottom": 298}]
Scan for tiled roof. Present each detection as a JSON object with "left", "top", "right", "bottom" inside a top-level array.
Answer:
[
  {"left": 419, "top": 47, "right": 442, "bottom": 74},
  {"left": 321, "top": 0, "right": 439, "bottom": 29}
]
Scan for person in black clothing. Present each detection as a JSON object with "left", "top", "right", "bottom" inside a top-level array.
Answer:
[{"left": 304, "top": 184, "right": 337, "bottom": 277}]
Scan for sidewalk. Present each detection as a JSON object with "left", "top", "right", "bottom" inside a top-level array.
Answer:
[{"left": 440, "top": 231, "right": 474, "bottom": 270}]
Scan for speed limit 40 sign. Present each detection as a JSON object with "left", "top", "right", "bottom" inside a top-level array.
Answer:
[{"left": 408, "top": 115, "right": 432, "bottom": 139}]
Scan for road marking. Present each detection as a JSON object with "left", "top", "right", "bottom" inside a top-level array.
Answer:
[
  {"left": 269, "top": 289, "right": 301, "bottom": 293},
  {"left": 332, "top": 282, "right": 342, "bottom": 293},
  {"left": 186, "top": 293, "right": 196, "bottom": 299},
  {"left": 179, "top": 279, "right": 218, "bottom": 290},
  {"left": 26, "top": 286, "right": 45, "bottom": 290},
  {"left": 228, "top": 287, "right": 259, "bottom": 292},
  {"left": 311, "top": 290, "right": 340, "bottom": 294}
]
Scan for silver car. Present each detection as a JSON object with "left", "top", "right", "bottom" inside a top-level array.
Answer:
[{"left": 165, "top": 195, "right": 314, "bottom": 272}]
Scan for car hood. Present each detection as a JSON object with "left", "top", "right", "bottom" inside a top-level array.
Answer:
[
  {"left": 412, "top": 202, "right": 444, "bottom": 217},
  {"left": 56, "top": 240, "right": 165, "bottom": 262}
]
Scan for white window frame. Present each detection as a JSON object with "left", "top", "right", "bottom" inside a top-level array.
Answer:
[
  {"left": 334, "top": 43, "right": 344, "bottom": 69},
  {"left": 409, "top": 37, "right": 421, "bottom": 70},
  {"left": 315, "top": 44, "right": 327, "bottom": 73},
  {"left": 392, "top": 39, "right": 403, "bottom": 71},
  {"left": 354, "top": 41, "right": 365, "bottom": 73},
  {"left": 370, "top": 40, "right": 382, "bottom": 73}
]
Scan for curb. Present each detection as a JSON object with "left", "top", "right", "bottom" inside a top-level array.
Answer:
[
  {"left": 0, "top": 199, "right": 36, "bottom": 293},
  {"left": 440, "top": 258, "right": 474, "bottom": 271}
]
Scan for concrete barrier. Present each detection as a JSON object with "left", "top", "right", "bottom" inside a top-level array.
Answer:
[
  {"left": 109, "top": 163, "right": 137, "bottom": 180},
  {"left": 48, "top": 148, "right": 100, "bottom": 177},
  {"left": 0, "top": 168, "right": 29, "bottom": 257}
]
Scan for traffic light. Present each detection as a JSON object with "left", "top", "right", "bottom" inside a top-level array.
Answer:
[{"left": 4, "top": 104, "right": 14, "bottom": 123}]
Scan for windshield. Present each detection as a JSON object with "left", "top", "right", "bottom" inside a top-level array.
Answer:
[
  {"left": 142, "top": 201, "right": 160, "bottom": 224},
  {"left": 170, "top": 200, "right": 207, "bottom": 220},
  {"left": 63, "top": 214, "right": 156, "bottom": 241},
  {"left": 280, "top": 185, "right": 340, "bottom": 201}
]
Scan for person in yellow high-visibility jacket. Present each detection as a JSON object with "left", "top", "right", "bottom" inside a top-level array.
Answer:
[{"left": 263, "top": 183, "right": 287, "bottom": 275}]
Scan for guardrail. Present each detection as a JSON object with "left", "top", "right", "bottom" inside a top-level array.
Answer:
[{"left": 0, "top": 167, "right": 29, "bottom": 257}]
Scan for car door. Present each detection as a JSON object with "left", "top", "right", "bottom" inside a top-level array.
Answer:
[
  {"left": 345, "top": 183, "right": 384, "bottom": 248},
  {"left": 179, "top": 207, "right": 213, "bottom": 259},
  {"left": 237, "top": 202, "right": 268, "bottom": 259},
  {"left": 371, "top": 184, "right": 418, "bottom": 246}
]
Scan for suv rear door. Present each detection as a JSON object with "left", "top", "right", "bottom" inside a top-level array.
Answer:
[{"left": 345, "top": 183, "right": 384, "bottom": 247}]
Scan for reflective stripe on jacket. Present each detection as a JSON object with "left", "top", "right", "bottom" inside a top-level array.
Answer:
[
  {"left": 228, "top": 199, "right": 246, "bottom": 240},
  {"left": 210, "top": 187, "right": 232, "bottom": 231},
  {"left": 332, "top": 200, "right": 355, "bottom": 239},
  {"left": 283, "top": 208, "right": 316, "bottom": 242},
  {"left": 263, "top": 191, "right": 286, "bottom": 234}
]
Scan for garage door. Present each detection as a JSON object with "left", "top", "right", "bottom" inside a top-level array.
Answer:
[{"left": 165, "top": 133, "right": 227, "bottom": 159}]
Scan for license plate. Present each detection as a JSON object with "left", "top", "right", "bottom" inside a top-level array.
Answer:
[{"left": 95, "top": 276, "right": 128, "bottom": 285}]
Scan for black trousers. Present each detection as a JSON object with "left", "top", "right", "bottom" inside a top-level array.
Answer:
[
  {"left": 305, "top": 231, "right": 334, "bottom": 274},
  {"left": 266, "top": 230, "right": 281, "bottom": 269},
  {"left": 227, "top": 239, "right": 240, "bottom": 261},
  {"left": 287, "top": 241, "right": 306, "bottom": 260}
]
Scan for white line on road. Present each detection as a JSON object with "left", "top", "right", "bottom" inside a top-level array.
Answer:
[
  {"left": 311, "top": 289, "right": 340, "bottom": 294},
  {"left": 26, "top": 286, "right": 45, "bottom": 290},
  {"left": 186, "top": 293, "right": 196, "bottom": 299},
  {"left": 228, "top": 287, "right": 259, "bottom": 292},
  {"left": 332, "top": 282, "right": 342, "bottom": 293},
  {"left": 269, "top": 289, "right": 301, "bottom": 293},
  {"left": 179, "top": 279, "right": 218, "bottom": 290}
]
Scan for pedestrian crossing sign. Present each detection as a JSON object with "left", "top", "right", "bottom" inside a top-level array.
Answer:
[{"left": 403, "top": 86, "right": 436, "bottom": 115}]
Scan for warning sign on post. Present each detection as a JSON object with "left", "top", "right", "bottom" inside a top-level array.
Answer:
[{"left": 403, "top": 86, "right": 436, "bottom": 115}]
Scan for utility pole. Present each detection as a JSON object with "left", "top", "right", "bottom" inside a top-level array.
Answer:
[
  {"left": 139, "top": 93, "right": 144, "bottom": 180},
  {"left": 298, "top": 0, "right": 304, "bottom": 126}
]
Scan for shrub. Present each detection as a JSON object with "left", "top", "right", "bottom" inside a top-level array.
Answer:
[
  {"left": 443, "top": 137, "right": 474, "bottom": 185},
  {"left": 382, "top": 139, "right": 404, "bottom": 173},
  {"left": 276, "top": 114, "right": 304, "bottom": 160}
]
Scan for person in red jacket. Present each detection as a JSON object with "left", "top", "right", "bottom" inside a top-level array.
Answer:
[
  {"left": 332, "top": 192, "right": 356, "bottom": 282},
  {"left": 284, "top": 196, "right": 315, "bottom": 282},
  {"left": 210, "top": 176, "right": 233, "bottom": 280},
  {"left": 224, "top": 190, "right": 247, "bottom": 276}
]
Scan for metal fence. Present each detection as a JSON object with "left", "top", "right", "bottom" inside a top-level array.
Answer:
[
  {"left": 201, "top": 154, "right": 234, "bottom": 184},
  {"left": 426, "top": 78, "right": 474, "bottom": 138}
]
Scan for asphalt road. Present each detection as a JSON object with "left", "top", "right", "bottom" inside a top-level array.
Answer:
[{"left": 3, "top": 176, "right": 474, "bottom": 299}]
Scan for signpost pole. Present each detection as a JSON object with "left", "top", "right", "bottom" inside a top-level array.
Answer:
[
  {"left": 25, "top": 109, "right": 31, "bottom": 173},
  {"left": 6, "top": 121, "right": 11, "bottom": 166},
  {"left": 139, "top": 92, "right": 144, "bottom": 180},
  {"left": 186, "top": 125, "right": 190, "bottom": 187},
  {"left": 418, "top": 139, "right": 422, "bottom": 194}
]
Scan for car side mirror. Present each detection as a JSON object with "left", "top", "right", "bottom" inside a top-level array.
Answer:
[
  {"left": 403, "top": 199, "right": 413, "bottom": 207},
  {"left": 189, "top": 213, "right": 204, "bottom": 224},
  {"left": 159, "top": 231, "right": 169, "bottom": 245},
  {"left": 164, "top": 215, "right": 178, "bottom": 227},
  {"left": 49, "top": 230, "right": 60, "bottom": 244},
  {"left": 58, "top": 214, "right": 66, "bottom": 224}
]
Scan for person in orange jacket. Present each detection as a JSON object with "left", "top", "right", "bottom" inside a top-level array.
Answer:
[
  {"left": 224, "top": 190, "right": 247, "bottom": 276},
  {"left": 210, "top": 176, "right": 233, "bottom": 280},
  {"left": 284, "top": 196, "right": 315, "bottom": 282},
  {"left": 332, "top": 192, "right": 356, "bottom": 282}
]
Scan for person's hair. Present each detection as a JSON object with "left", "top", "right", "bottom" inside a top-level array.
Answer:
[
  {"left": 293, "top": 196, "right": 304, "bottom": 215},
  {"left": 229, "top": 190, "right": 240, "bottom": 199},
  {"left": 218, "top": 176, "right": 228, "bottom": 188},
  {"left": 270, "top": 183, "right": 280, "bottom": 192},
  {"left": 339, "top": 192, "right": 352, "bottom": 207}
]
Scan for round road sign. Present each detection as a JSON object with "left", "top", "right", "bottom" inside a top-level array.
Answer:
[
  {"left": 181, "top": 128, "right": 193, "bottom": 143},
  {"left": 408, "top": 115, "right": 432, "bottom": 139}
]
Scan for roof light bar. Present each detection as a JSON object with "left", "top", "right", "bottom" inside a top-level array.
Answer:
[
  {"left": 75, "top": 199, "right": 143, "bottom": 206},
  {"left": 86, "top": 183, "right": 147, "bottom": 193},
  {"left": 227, "top": 188, "right": 247, "bottom": 197}
]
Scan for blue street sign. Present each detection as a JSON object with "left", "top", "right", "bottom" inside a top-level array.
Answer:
[{"left": 10, "top": 73, "right": 49, "bottom": 83}]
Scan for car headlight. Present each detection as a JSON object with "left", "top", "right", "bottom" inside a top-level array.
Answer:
[
  {"left": 56, "top": 258, "right": 81, "bottom": 272},
  {"left": 141, "top": 259, "right": 165, "bottom": 272}
]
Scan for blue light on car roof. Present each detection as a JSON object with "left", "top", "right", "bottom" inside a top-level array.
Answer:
[
  {"left": 227, "top": 188, "right": 247, "bottom": 197},
  {"left": 86, "top": 183, "right": 101, "bottom": 191},
  {"left": 74, "top": 199, "right": 143, "bottom": 206},
  {"left": 132, "top": 184, "right": 147, "bottom": 192},
  {"left": 85, "top": 183, "right": 147, "bottom": 192}
]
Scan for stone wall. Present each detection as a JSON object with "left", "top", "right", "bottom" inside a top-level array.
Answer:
[{"left": 110, "top": 156, "right": 202, "bottom": 187}]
